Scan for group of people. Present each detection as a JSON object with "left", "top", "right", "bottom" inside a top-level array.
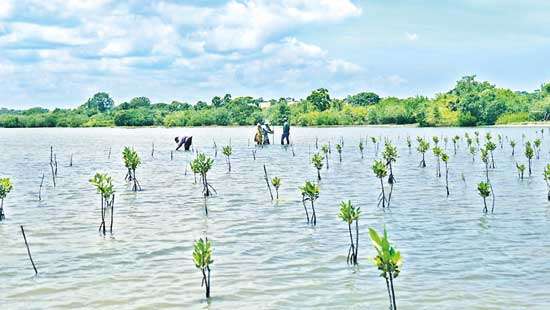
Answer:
[
  {"left": 254, "top": 118, "right": 290, "bottom": 145},
  {"left": 173, "top": 118, "right": 290, "bottom": 151}
]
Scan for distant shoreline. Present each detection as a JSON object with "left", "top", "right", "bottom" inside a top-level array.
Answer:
[{"left": 2, "top": 123, "right": 550, "bottom": 129}]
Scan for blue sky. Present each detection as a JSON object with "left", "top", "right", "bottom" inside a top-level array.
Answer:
[{"left": 0, "top": 0, "right": 549, "bottom": 109}]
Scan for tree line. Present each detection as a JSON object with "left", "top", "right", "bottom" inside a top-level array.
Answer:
[{"left": 1, "top": 75, "right": 549, "bottom": 128}]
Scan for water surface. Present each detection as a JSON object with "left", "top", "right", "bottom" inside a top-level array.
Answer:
[{"left": 1, "top": 127, "right": 550, "bottom": 309}]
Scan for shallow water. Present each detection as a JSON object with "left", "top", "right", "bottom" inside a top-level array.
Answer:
[{"left": 1, "top": 126, "right": 550, "bottom": 309}]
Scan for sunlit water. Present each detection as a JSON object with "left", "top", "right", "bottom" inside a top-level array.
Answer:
[{"left": 1, "top": 127, "right": 550, "bottom": 309}]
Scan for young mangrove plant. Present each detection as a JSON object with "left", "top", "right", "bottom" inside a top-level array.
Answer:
[
  {"left": 441, "top": 153, "right": 450, "bottom": 196},
  {"left": 432, "top": 136, "right": 439, "bottom": 147},
  {"left": 338, "top": 200, "right": 360, "bottom": 265},
  {"left": 0, "top": 178, "right": 13, "bottom": 221},
  {"left": 373, "top": 160, "right": 389, "bottom": 208},
  {"left": 369, "top": 228, "right": 402, "bottom": 310},
  {"left": 477, "top": 181, "right": 491, "bottom": 213},
  {"left": 469, "top": 145, "right": 477, "bottom": 163},
  {"left": 383, "top": 142, "right": 398, "bottom": 185},
  {"left": 371, "top": 136, "right": 379, "bottom": 154},
  {"left": 222, "top": 145, "right": 232, "bottom": 172},
  {"left": 311, "top": 153, "right": 324, "bottom": 181},
  {"left": 525, "top": 141, "right": 534, "bottom": 176},
  {"left": 271, "top": 177, "right": 281, "bottom": 200},
  {"left": 321, "top": 144, "right": 330, "bottom": 170},
  {"left": 510, "top": 139, "right": 516, "bottom": 156},
  {"left": 485, "top": 140, "right": 497, "bottom": 169},
  {"left": 516, "top": 162, "right": 525, "bottom": 180},
  {"left": 480, "top": 148, "right": 490, "bottom": 182},
  {"left": 359, "top": 141, "right": 364, "bottom": 159},
  {"left": 432, "top": 146, "right": 442, "bottom": 178},
  {"left": 336, "top": 143, "right": 343, "bottom": 162},
  {"left": 123, "top": 147, "right": 142, "bottom": 191},
  {"left": 89, "top": 173, "right": 115, "bottom": 235},
  {"left": 191, "top": 153, "right": 216, "bottom": 200},
  {"left": 406, "top": 136, "right": 412, "bottom": 154},
  {"left": 452, "top": 135, "right": 460, "bottom": 155},
  {"left": 534, "top": 138, "right": 542, "bottom": 159},
  {"left": 544, "top": 164, "right": 550, "bottom": 201},
  {"left": 193, "top": 238, "right": 213, "bottom": 299},
  {"left": 300, "top": 181, "right": 320, "bottom": 225},
  {"left": 417, "top": 138, "right": 429, "bottom": 168}
]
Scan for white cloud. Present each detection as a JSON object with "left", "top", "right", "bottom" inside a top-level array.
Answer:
[
  {"left": 0, "top": 0, "right": 363, "bottom": 107},
  {"left": 406, "top": 32, "right": 418, "bottom": 41}
]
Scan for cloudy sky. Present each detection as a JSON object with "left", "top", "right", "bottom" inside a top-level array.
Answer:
[{"left": 1, "top": 0, "right": 549, "bottom": 108}]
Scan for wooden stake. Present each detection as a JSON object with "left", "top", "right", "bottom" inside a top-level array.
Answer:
[
  {"left": 263, "top": 164, "right": 274, "bottom": 201},
  {"left": 20, "top": 225, "right": 38, "bottom": 275}
]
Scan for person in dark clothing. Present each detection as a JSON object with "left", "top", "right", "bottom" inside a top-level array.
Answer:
[
  {"left": 175, "top": 136, "right": 193, "bottom": 151},
  {"left": 281, "top": 118, "right": 290, "bottom": 145}
]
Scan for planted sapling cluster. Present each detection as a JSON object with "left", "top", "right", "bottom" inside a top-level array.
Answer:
[
  {"left": 193, "top": 238, "right": 213, "bottom": 299},
  {"left": 222, "top": 145, "right": 232, "bottom": 172},
  {"left": 89, "top": 173, "right": 115, "bottom": 235},
  {"left": 123, "top": 147, "right": 142, "bottom": 191},
  {"left": 369, "top": 228, "right": 402, "bottom": 310},
  {"left": 338, "top": 200, "right": 360, "bottom": 265},
  {"left": 0, "top": 178, "right": 13, "bottom": 221},
  {"left": 300, "top": 181, "right": 319, "bottom": 225},
  {"left": 311, "top": 153, "right": 324, "bottom": 181}
]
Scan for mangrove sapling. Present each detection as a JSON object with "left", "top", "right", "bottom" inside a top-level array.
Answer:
[
  {"left": 49, "top": 146, "right": 57, "bottom": 188},
  {"left": 191, "top": 153, "right": 216, "bottom": 200},
  {"left": 466, "top": 136, "right": 473, "bottom": 150},
  {"left": 544, "top": 164, "right": 550, "bottom": 200},
  {"left": 498, "top": 134, "right": 503, "bottom": 149},
  {"left": 291, "top": 144, "right": 296, "bottom": 157},
  {"left": 300, "top": 181, "right": 320, "bottom": 225},
  {"left": 516, "top": 163, "right": 525, "bottom": 180},
  {"left": 432, "top": 146, "right": 443, "bottom": 178},
  {"left": 432, "top": 136, "right": 439, "bottom": 147},
  {"left": 443, "top": 136, "right": 449, "bottom": 150},
  {"left": 383, "top": 142, "right": 398, "bottom": 185},
  {"left": 213, "top": 140, "right": 218, "bottom": 157},
  {"left": 336, "top": 143, "right": 343, "bottom": 162},
  {"left": 69, "top": 153, "right": 73, "bottom": 167},
  {"left": 525, "top": 142, "right": 534, "bottom": 176},
  {"left": 477, "top": 182, "right": 491, "bottom": 213},
  {"left": 369, "top": 228, "right": 402, "bottom": 310},
  {"left": 122, "top": 147, "right": 142, "bottom": 191},
  {"left": 359, "top": 141, "right": 364, "bottom": 159},
  {"left": 534, "top": 138, "right": 542, "bottom": 160},
  {"left": 0, "top": 178, "right": 13, "bottom": 221},
  {"left": 192, "top": 238, "right": 213, "bottom": 299},
  {"left": 441, "top": 153, "right": 450, "bottom": 196},
  {"left": 338, "top": 200, "right": 360, "bottom": 265},
  {"left": 480, "top": 148, "right": 490, "bottom": 182},
  {"left": 271, "top": 177, "right": 281, "bottom": 200},
  {"left": 222, "top": 145, "right": 232, "bottom": 172},
  {"left": 406, "top": 136, "right": 412, "bottom": 154},
  {"left": 252, "top": 149, "right": 256, "bottom": 160},
  {"left": 417, "top": 138, "right": 429, "bottom": 168},
  {"left": 469, "top": 146, "right": 477, "bottom": 163},
  {"left": 321, "top": 144, "right": 330, "bottom": 170},
  {"left": 485, "top": 141, "right": 497, "bottom": 169},
  {"left": 311, "top": 153, "right": 324, "bottom": 181},
  {"left": 372, "top": 160, "right": 388, "bottom": 208},
  {"left": 452, "top": 135, "right": 460, "bottom": 155},
  {"left": 510, "top": 140, "right": 516, "bottom": 156},
  {"left": 89, "top": 173, "right": 115, "bottom": 235},
  {"left": 151, "top": 142, "right": 155, "bottom": 159}
]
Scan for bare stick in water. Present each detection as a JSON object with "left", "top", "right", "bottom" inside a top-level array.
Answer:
[
  {"left": 38, "top": 173, "right": 44, "bottom": 201},
  {"left": 263, "top": 164, "right": 274, "bottom": 201},
  {"left": 20, "top": 225, "right": 38, "bottom": 275}
]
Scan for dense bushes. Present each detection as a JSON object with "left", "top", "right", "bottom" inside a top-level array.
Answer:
[{"left": 1, "top": 77, "right": 549, "bottom": 128}]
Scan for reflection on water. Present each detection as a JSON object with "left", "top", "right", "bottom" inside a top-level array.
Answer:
[{"left": 1, "top": 126, "right": 550, "bottom": 309}]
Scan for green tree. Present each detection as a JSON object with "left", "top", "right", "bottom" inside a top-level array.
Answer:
[
  {"left": 347, "top": 91, "right": 380, "bottom": 106},
  {"left": 81, "top": 92, "right": 114, "bottom": 114},
  {"left": 307, "top": 88, "right": 331, "bottom": 111}
]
